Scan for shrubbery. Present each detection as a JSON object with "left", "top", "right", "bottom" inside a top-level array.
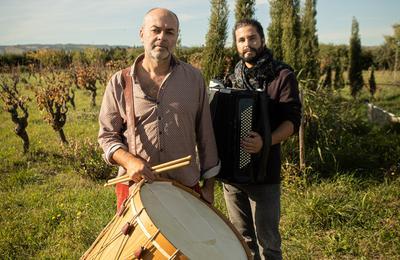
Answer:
[
  {"left": 282, "top": 87, "right": 400, "bottom": 178},
  {"left": 63, "top": 138, "right": 114, "bottom": 181}
]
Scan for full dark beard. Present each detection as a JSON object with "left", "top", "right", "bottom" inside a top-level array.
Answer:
[{"left": 239, "top": 46, "right": 265, "bottom": 64}]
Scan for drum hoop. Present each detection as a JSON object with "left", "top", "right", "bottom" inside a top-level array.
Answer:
[
  {"left": 133, "top": 179, "right": 251, "bottom": 259},
  {"left": 131, "top": 180, "right": 188, "bottom": 259},
  {"left": 130, "top": 198, "right": 174, "bottom": 258},
  {"left": 169, "top": 179, "right": 252, "bottom": 259}
]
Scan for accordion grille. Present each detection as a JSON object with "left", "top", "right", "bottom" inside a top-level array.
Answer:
[{"left": 239, "top": 99, "right": 253, "bottom": 169}]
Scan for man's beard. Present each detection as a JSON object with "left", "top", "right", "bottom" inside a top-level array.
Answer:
[
  {"left": 150, "top": 45, "right": 172, "bottom": 61},
  {"left": 239, "top": 46, "right": 265, "bottom": 64}
]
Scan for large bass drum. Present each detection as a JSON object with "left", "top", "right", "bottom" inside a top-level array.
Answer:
[{"left": 81, "top": 180, "right": 251, "bottom": 259}]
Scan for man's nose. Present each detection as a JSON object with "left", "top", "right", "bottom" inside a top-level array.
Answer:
[
  {"left": 243, "top": 38, "right": 250, "bottom": 47},
  {"left": 157, "top": 31, "right": 166, "bottom": 40}
]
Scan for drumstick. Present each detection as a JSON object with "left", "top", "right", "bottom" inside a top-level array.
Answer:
[
  {"left": 151, "top": 155, "right": 191, "bottom": 170},
  {"left": 105, "top": 155, "right": 191, "bottom": 185},
  {"left": 104, "top": 156, "right": 191, "bottom": 187},
  {"left": 106, "top": 156, "right": 191, "bottom": 185},
  {"left": 106, "top": 160, "right": 190, "bottom": 184},
  {"left": 104, "top": 161, "right": 190, "bottom": 186}
]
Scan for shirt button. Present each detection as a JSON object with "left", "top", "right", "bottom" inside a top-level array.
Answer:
[
  {"left": 160, "top": 148, "right": 164, "bottom": 152},
  {"left": 159, "top": 131, "right": 162, "bottom": 135},
  {"left": 158, "top": 116, "right": 161, "bottom": 120}
]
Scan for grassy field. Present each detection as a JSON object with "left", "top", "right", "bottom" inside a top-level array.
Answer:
[{"left": 0, "top": 71, "right": 399, "bottom": 259}]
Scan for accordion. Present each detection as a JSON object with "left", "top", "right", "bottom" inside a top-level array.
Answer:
[{"left": 209, "top": 84, "right": 271, "bottom": 184}]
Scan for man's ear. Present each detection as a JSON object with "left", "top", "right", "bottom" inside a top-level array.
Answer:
[{"left": 139, "top": 27, "right": 144, "bottom": 42}]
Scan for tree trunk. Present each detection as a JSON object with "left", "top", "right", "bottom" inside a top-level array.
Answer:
[
  {"left": 18, "top": 130, "right": 30, "bottom": 153},
  {"left": 58, "top": 129, "right": 68, "bottom": 144},
  {"left": 90, "top": 90, "right": 96, "bottom": 107}
]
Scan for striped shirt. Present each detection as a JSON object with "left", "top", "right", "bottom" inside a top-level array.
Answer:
[{"left": 98, "top": 54, "right": 219, "bottom": 187}]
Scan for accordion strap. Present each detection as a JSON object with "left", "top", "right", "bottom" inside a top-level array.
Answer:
[{"left": 121, "top": 67, "right": 136, "bottom": 154}]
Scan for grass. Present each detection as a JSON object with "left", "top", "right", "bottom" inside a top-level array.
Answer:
[
  {"left": 0, "top": 71, "right": 399, "bottom": 259},
  {"left": 281, "top": 173, "right": 400, "bottom": 258}
]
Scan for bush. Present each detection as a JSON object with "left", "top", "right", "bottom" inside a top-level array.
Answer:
[
  {"left": 64, "top": 138, "right": 114, "bottom": 180},
  {"left": 282, "top": 87, "right": 400, "bottom": 177}
]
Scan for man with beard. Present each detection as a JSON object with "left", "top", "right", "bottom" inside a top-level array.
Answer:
[
  {"left": 98, "top": 8, "right": 220, "bottom": 210},
  {"left": 223, "top": 19, "right": 301, "bottom": 260}
]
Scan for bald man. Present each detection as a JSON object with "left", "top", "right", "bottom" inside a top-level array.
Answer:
[{"left": 98, "top": 8, "right": 220, "bottom": 210}]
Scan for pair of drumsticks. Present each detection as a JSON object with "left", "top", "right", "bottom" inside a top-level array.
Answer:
[{"left": 104, "top": 155, "right": 191, "bottom": 187}]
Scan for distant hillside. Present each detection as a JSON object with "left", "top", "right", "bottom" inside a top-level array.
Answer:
[{"left": 0, "top": 44, "right": 131, "bottom": 54}]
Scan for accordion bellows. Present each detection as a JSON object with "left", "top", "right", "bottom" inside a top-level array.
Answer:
[{"left": 210, "top": 86, "right": 271, "bottom": 184}]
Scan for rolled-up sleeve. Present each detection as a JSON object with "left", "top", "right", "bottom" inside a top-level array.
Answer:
[{"left": 98, "top": 71, "right": 128, "bottom": 165}]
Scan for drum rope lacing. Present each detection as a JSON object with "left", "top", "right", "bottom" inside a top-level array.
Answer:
[
  {"left": 87, "top": 207, "right": 145, "bottom": 259},
  {"left": 131, "top": 196, "right": 177, "bottom": 259}
]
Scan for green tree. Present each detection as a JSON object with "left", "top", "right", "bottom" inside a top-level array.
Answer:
[
  {"left": 333, "top": 49, "right": 345, "bottom": 89},
  {"left": 322, "top": 65, "right": 332, "bottom": 89},
  {"left": 299, "top": 0, "right": 319, "bottom": 89},
  {"left": 281, "top": 0, "right": 301, "bottom": 71},
  {"left": 27, "top": 49, "right": 72, "bottom": 69},
  {"left": 267, "top": 0, "right": 284, "bottom": 60},
  {"left": 234, "top": 0, "right": 255, "bottom": 21},
  {"left": 368, "top": 65, "right": 377, "bottom": 97},
  {"left": 348, "top": 17, "right": 364, "bottom": 98},
  {"left": 392, "top": 23, "right": 400, "bottom": 80},
  {"left": 202, "top": 0, "right": 229, "bottom": 83}
]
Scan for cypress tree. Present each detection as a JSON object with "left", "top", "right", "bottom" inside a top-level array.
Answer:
[
  {"left": 369, "top": 65, "right": 377, "bottom": 97},
  {"left": 299, "top": 0, "right": 319, "bottom": 89},
  {"left": 333, "top": 50, "right": 345, "bottom": 89},
  {"left": 281, "top": 0, "right": 301, "bottom": 71},
  {"left": 234, "top": 0, "right": 255, "bottom": 21},
  {"left": 202, "top": 0, "right": 229, "bottom": 83},
  {"left": 322, "top": 65, "right": 332, "bottom": 89},
  {"left": 267, "top": 0, "right": 284, "bottom": 61},
  {"left": 348, "top": 17, "right": 364, "bottom": 98}
]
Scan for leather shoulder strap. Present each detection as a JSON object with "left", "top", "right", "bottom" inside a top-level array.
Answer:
[{"left": 121, "top": 67, "right": 136, "bottom": 154}]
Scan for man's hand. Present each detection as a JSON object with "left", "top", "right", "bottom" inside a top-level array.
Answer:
[
  {"left": 241, "top": 131, "right": 263, "bottom": 154},
  {"left": 201, "top": 177, "right": 215, "bottom": 204},
  {"left": 126, "top": 156, "right": 156, "bottom": 183},
  {"left": 112, "top": 149, "right": 156, "bottom": 183}
]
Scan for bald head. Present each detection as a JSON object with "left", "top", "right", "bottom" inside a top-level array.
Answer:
[
  {"left": 140, "top": 8, "right": 179, "bottom": 62},
  {"left": 143, "top": 8, "right": 179, "bottom": 31}
]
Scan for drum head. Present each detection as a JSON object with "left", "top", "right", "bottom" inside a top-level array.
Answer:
[{"left": 136, "top": 182, "right": 248, "bottom": 260}]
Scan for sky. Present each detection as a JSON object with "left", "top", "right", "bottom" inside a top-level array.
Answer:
[{"left": 0, "top": 0, "right": 399, "bottom": 47}]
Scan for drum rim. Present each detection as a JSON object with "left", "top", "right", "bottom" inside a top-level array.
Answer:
[
  {"left": 131, "top": 180, "right": 188, "bottom": 259},
  {"left": 81, "top": 179, "right": 252, "bottom": 260},
  {"left": 134, "top": 178, "right": 252, "bottom": 260}
]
